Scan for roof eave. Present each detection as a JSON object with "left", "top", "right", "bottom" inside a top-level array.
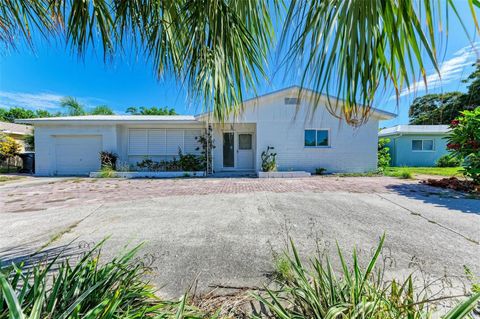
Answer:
[{"left": 15, "top": 119, "right": 202, "bottom": 125}]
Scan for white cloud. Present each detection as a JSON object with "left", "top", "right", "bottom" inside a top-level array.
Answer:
[
  {"left": 397, "top": 42, "right": 479, "bottom": 98},
  {"left": 0, "top": 91, "right": 106, "bottom": 110}
]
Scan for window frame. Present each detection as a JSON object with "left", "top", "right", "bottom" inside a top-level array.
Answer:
[
  {"left": 304, "top": 128, "right": 331, "bottom": 148},
  {"left": 411, "top": 139, "right": 435, "bottom": 152}
]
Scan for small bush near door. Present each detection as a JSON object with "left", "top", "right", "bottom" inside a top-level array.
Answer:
[{"left": 261, "top": 146, "right": 277, "bottom": 172}]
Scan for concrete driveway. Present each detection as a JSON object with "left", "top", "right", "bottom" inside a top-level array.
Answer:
[{"left": 0, "top": 176, "right": 478, "bottom": 298}]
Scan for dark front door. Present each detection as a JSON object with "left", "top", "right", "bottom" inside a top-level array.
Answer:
[{"left": 223, "top": 132, "right": 234, "bottom": 167}]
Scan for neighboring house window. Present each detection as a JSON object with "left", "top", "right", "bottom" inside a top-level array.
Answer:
[
  {"left": 304, "top": 129, "right": 329, "bottom": 147},
  {"left": 412, "top": 139, "right": 434, "bottom": 151}
]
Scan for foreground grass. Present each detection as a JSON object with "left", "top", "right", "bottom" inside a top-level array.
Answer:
[
  {"left": 384, "top": 167, "right": 464, "bottom": 178},
  {"left": 1, "top": 237, "right": 478, "bottom": 318}
]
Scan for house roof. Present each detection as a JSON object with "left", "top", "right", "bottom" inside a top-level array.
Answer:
[
  {"left": 0, "top": 121, "right": 33, "bottom": 135},
  {"left": 379, "top": 125, "right": 450, "bottom": 137},
  {"left": 197, "top": 85, "right": 396, "bottom": 121},
  {"left": 16, "top": 115, "right": 200, "bottom": 125},
  {"left": 16, "top": 86, "right": 396, "bottom": 125}
]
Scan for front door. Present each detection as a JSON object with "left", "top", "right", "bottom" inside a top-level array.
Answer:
[
  {"left": 223, "top": 132, "right": 235, "bottom": 167},
  {"left": 237, "top": 133, "right": 254, "bottom": 169}
]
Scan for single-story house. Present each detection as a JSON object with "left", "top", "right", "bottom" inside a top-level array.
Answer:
[
  {"left": 378, "top": 125, "right": 450, "bottom": 167},
  {"left": 0, "top": 121, "right": 33, "bottom": 152},
  {"left": 18, "top": 86, "right": 395, "bottom": 176}
]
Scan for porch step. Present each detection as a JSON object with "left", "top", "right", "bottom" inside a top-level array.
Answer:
[{"left": 211, "top": 171, "right": 257, "bottom": 178}]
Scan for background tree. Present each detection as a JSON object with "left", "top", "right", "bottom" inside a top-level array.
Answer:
[
  {"left": 408, "top": 63, "right": 479, "bottom": 125},
  {"left": 0, "top": 107, "right": 58, "bottom": 123},
  {"left": 126, "top": 107, "right": 177, "bottom": 115},
  {"left": 462, "top": 62, "right": 480, "bottom": 109},
  {"left": 0, "top": 135, "right": 22, "bottom": 172},
  {"left": 91, "top": 105, "right": 114, "bottom": 115},
  {"left": 60, "top": 97, "right": 86, "bottom": 116}
]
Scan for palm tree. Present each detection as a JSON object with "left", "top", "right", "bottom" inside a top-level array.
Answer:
[
  {"left": 91, "top": 105, "right": 114, "bottom": 115},
  {"left": 59, "top": 96, "right": 86, "bottom": 116},
  {"left": 1, "top": 1, "right": 478, "bottom": 124}
]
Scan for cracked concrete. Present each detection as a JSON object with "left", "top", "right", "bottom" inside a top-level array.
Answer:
[{"left": 0, "top": 177, "right": 478, "bottom": 298}]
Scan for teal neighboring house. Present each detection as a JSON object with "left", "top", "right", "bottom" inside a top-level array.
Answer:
[{"left": 379, "top": 125, "right": 450, "bottom": 167}]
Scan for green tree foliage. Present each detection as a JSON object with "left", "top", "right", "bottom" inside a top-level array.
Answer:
[
  {"left": 409, "top": 63, "right": 479, "bottom": 125},
  {"left": 60, "top": 96, "right": 86, "bottom": 116},
  {"left": 377, "top": 138, "right": 391, "bottom": 170},
  {"left": 126, "top": 106, "right": 177, "bottom": 115},
  {"left": 91, "top": 104, "right": 114, "bottom": 115},
  {"left": 462, "top": 62, "right": 480, "bottom": 109},
  {"left": 0, "top": 107, "right": 58, "bottom": 123},
  {"left": 447, "top": 107, "right": 480, "bottom": 184}
]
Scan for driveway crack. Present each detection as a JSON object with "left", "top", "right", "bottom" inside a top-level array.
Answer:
[
  {"left": 38, "top": 204, "right": 104, "bottom": 251},
  {"left": 377, "top": 194, "right": 478, "bottom": 245}
]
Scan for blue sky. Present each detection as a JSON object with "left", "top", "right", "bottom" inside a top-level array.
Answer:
[{"left": 0, "top": 2, "right": 478, "bottom": 127}]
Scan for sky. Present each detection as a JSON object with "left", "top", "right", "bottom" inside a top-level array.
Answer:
[{"left": 0, "top": 2, "right": 478, "bottom": 127}]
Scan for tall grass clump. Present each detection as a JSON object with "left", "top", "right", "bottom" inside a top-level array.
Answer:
[
  {"left": 255, "top": 235, "right": 480, "bottom": 319},
  {"left": 0, "top": 240, "right": 207, "bottom": 319}
]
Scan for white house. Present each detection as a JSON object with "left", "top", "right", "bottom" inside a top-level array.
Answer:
[{"left": 18, "top": 87, "right": 395, "bottom": 176}]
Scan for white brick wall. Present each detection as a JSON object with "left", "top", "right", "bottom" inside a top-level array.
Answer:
[{"left": 210, "top": 89, "right": 380, "bottom": 173}]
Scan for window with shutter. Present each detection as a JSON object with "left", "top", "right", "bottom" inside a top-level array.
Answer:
[
  {"left": 166, "top": 129, "right": 184, "bottom": 155},
  {"left": 148, "top": 129, "right": 165, "bottom": 155},
  {"left": 128, "top": 129, "right": 148, "bottom": 155},
  {"left": 184, "top": 129, "right": 202, "bottom": 154}
]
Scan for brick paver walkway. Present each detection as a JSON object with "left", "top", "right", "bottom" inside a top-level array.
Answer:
[{"left": 1, "top": 176, "right": 419, "bottom": 213}]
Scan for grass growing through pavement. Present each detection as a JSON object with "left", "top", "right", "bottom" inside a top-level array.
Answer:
[
  {"left": 0, "top": 175, "right": 23, "bottom": 183},
  {"left": 384, "top": 167, "right": 464, "bottom": 178}
]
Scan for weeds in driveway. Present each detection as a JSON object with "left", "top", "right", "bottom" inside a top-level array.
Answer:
[
  {"left": 0, "top": 175, "right": 23, "bottom": 183},
  {"left": 0, "top": 240, "right": 207, "bottom": 319},
  {"left": 1, "top": 237, "right": 478, "bottom": 318},
  {"left": 255, "top": 235, "right": 480, "bottom": 319}
]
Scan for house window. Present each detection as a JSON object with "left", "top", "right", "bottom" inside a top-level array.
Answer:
[
  {"left": 304, "top": 129, "right": 329, "bottom": 147},
  {"left": 238, "top": 134, "right": 252, "bottom": 150},
  {"left": 412, "top": 139, "right": 434, "bottom": 151}
]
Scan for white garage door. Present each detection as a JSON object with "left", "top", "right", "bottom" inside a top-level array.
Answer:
[{"left": 55, "top": 135, "right": 102, "bottom": 175}]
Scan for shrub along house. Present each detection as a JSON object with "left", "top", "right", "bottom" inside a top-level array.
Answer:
[
  {"left": 18, "top": 86, "right": 395, "bottom": 176},
  {"left": 378, "top": 125, "right": 451, "bottom": 167}
]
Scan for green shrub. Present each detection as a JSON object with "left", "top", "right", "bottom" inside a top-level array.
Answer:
[
  {"left": 378, "top": 137, "right": 391, "bottom": 171},
  {"left": 436, "top": 154, "right": 462, "bottom": 167},
  {"left": 178, "top": 149, "right": 203, "bottom": 171},
  {"left": 0, "top": 241, "right": 206, "bottom": 319},
  {"left": 447, "top": 107, "right": 480, "bottom": 184},
  {"left": 100, "top": 151, "right": 118, "bottom": 169},
  {"left": 399, "top": 169, "right": 413, "bottom": 179},
  {"left": 98, "top": 166, "right": 117, "bottom": 178},
  {"left": 261, "top": 146, "right": 277, "bottom": 172},
  {"left": 255, "top": 235, "right": 480, "bottom": 319},
  {"left": 315, "top": 167, "right": 327, "bottom": 175}
]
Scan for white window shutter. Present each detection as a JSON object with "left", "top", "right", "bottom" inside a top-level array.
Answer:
[
  {"left": 128, "top": 129, "right": 148, "bottom": 155},
  {"left": 148, "top": 129, "right": 166, "bottom": 155},
  {"left": 166, "top": 129, "right": 184, "bottom": 155},
  {"left": 184, "top": 129, "right": 202, "bottom": 154}
]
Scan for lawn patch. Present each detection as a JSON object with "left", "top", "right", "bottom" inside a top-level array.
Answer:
[{"left": 384, "top": 167, "right": 463, "bottom": 178}]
